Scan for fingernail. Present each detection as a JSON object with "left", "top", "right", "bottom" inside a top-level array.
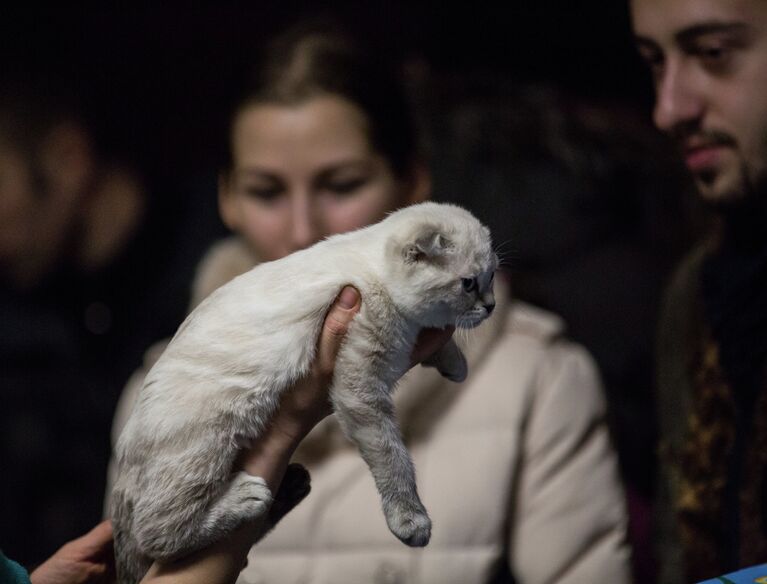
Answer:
[{"left": 338, "top": 286, "right": 358, "bottom": 309}]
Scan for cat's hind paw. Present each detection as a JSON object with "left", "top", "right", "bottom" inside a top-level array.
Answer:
[
  {"left": 385, "top": 500, "right": 432, "bottom": 547},
  {"left": 214, "top": 472, "right": 273, "bottom": 526}
]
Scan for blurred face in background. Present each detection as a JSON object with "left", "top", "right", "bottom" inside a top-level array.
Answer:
[
  {"left": 219, "top": 95, "right": 427, "bottom": 262},
  {"left": 0, "top": 144, "right": 38, "bottom": 282},
  {"left": 632, "top": 0, "right": 767, "bottom": 208},
  {"left": 0, "top": 126, "right": 93, "bottom": 287}
]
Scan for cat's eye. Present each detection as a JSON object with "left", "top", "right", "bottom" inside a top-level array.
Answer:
[{"left": 462, "top": 277, "right": 478, "bottom": 293}]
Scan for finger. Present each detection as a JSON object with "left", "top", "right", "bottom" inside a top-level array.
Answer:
[
  {"left": 60, "top": 520, "right": 114, "bottom": 559},
  {"left": 409, "top": 326, "right": 455, "bottom": 368},
  {"left": 316, "top": 286, "right": 360, "bottom": 376}
]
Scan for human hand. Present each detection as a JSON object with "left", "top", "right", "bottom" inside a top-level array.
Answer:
[
  {"left": 269, "top": 285, "right": 364, "bottom": 441},
  {"left": 238, "top": 286, "right": 454, "bottom": 485},
  {"left": 270, "top": 288, "right": 455, "bottom": 440},
  {"left": 140, "top": 289, "right": 455, "bottom": 584},
  {"left": 30, "top": 521, "right": 115, "bottom": 584}
]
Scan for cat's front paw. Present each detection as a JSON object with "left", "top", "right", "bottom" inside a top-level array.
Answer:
[
  {"left": 384, "top": 499, "right": 432, "bottom": 547},
  {"left": 218, "top": 472, "right": 273, "bottom": 525},
  {"left": 437, "top": 354, "right": 467, "bottom": 383},
  {"left": 422, "top": 339, "right": 467, "bottom": 383}
]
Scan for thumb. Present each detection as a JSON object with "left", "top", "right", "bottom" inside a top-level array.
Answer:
[
  {"left": 316, "top": 286, "right": 360, "bottom": 377},
  {"left": 59, "top": 520, "right": 113, "bottom": 560}
]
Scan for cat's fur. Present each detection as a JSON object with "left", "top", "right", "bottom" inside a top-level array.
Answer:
[{"left": 111, "top": 202, "right": 497, "bottom": 583}]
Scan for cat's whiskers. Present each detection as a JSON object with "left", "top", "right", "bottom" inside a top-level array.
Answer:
[
  {"left": 459, "top": 323, "right": 470, "bottom": 346},
  {"left": 454, "top": 315, "right": 473, "bottom": 345},
  {"left": 493, "top": 239, "right": 517, "bottom": 269}
]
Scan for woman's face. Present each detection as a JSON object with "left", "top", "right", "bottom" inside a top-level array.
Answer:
[{"left": 220, "top": 96, "right": 427, "bottom": 262}]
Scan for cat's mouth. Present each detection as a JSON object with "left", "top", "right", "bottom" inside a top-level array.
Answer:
[{"left": 455, "top": 308, "right": 491, "bottom": 330}]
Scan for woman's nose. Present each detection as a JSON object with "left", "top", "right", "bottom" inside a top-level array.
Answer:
[{"left": 290, "top": 194, "right": 319, "bottom": 251}]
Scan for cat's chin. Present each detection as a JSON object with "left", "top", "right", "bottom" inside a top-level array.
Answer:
[{"left": 455, "top": 315, "right": 489, "bottom": 330}]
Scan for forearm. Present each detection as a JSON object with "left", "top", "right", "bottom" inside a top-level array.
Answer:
[
  {"left": 238, "top": 416, "right": 306, "bottom": 492},
  {"left": 140, "top": 521, "right": 257, "bottom": 584}
]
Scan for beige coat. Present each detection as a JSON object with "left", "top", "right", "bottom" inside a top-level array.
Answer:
[{"left": 110, "top": 238, "right": 631, "bottom": 584}]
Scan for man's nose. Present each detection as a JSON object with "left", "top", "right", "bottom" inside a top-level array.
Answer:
[
  {"left": 652, "top": 59, "right": 705, "bottom": 134},
  {"left": 484, "top": 302, "right": 495, "bottom": 316}
]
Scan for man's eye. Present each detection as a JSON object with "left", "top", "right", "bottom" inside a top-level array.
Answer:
[
  {"left": 692, "top": 40, "right": 739, "bottom": 71},
  {"left": 643, "top": 58, "right": 665, "bottom": 81},
  {"left": 698, "top": 44, "right": 729, "bottom": 61},
  {"left": 637, "top": 46, "right": 664, "bottom": 74},
  {"left": 462, "top": 277, "right": 478, "bottom": 293}
]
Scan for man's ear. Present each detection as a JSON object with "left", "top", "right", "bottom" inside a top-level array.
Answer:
[
  {"left": 218, "top": 172, "right": 240, "bottom": 231},
  {"left": 403, "top": 229, "right": 452, "bottom": 263}
]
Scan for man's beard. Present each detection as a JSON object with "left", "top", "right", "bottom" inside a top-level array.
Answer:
[{"left": 669, "top": 125, "right": 766, "bottom": 212}]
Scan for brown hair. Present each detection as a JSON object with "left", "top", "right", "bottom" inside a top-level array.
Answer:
[{"left": 224, "top": 21, "right": 417, "bottom": 178}]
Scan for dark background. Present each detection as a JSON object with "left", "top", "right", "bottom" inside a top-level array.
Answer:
[{"left": 1, "top": 2, "right": 653, "bottom": 182}]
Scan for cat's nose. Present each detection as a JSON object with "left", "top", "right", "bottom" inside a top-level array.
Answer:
[{"left": 484, "top": 302, "right": 495, "bottom": 315}]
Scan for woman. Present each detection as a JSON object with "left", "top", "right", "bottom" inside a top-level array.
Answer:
[{"left": 111, "top": 25, "right": 631, "bottom": 584}]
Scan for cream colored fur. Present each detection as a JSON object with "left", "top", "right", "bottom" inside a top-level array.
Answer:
[{"left": 110, "top": 202, "right": 496, "bottom": 583}]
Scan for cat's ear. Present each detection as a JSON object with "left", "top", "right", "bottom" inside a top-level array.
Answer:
[{"left": 403, "top": 230, "right": 453, "bottom": 263}]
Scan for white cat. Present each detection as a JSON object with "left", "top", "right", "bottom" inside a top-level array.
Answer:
[{"left": 111, "top": 202, "right": 497, "bottom": 583}]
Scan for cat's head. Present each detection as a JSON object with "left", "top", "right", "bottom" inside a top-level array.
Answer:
[{"left": 384, "top": 202, "right": 497, "bottom": 330}]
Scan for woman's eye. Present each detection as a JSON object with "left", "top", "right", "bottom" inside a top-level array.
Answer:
[
  {"left": 462, "top": 277, "right": 477, "bottom": 293},
  {"left": 243, "top": 186, "right": 283, "bottom": 202},
  {"left": 326, "top": 178, "right": 366, "bottom": 196}
]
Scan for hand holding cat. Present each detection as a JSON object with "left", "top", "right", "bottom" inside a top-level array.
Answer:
[
  {"left": 30, "top": 520, "right": 115, "bottom": 584},
  {"left": 139, "top": 286, "right": 455, "bottom": 584},
  {"left": 237, "top": 285, "right": 363, "bottom": 490},
  {"left": 237, "top": 285, "right": 455, "bottom": 490},
  {"left": 139, "top": 288, "right": 365, "bottom": 584},
  {"left": 114, "top": 203, "right": 492, "bottom": 581}
]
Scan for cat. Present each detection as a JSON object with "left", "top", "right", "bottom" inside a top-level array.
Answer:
[{"left": 110, "top": 201, "right": 497, "bottom": 583}]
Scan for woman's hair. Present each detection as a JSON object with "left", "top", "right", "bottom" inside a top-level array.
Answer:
[{"left": 224, "top": 21, "right": 417, "bottom": 178}]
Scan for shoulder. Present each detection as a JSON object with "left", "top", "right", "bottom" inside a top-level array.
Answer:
[
  {"left": 656, "top": 241, "right": 710, "bottom": 395},
  {"left": 493, "top": 300, "right": 594, "bottom": 375},
  {"left": 480, "top": 300, "right": 604, "bottom": 412},
  {"left": 661, "top": 242, "right": 709, "bottom": 318},
  {"left": 505, "top": 301, "right": 566, "bottom": 343},
  {"left": 189, "top": 237, "right": 260, "bottom": 310}
]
